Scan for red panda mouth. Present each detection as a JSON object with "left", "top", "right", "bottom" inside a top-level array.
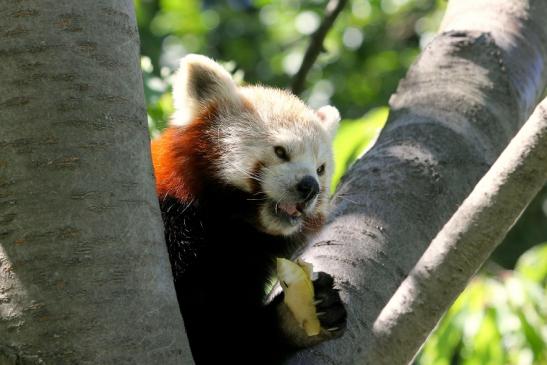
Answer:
[
  {"left": 274, "top": 201, "right": 307, "bottom": 225},
  {"left": 278, "top": 202, "right": 304, "bottom": 216}
]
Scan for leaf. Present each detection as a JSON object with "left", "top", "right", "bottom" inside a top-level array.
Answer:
[
  {"left": 331, "top": 106, "right": 388, "bottom": 189},
  {"left": 517, "top": 309, "right": 546, "bottom": 363},
  {"left": 515, "top": 242, "right": 547, "bottom": 287},
  {"left": 467, "top": 307, "right": 504, "bottom": 365}
]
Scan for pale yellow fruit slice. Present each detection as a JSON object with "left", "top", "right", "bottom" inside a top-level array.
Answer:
[{"left": 276, "top": 258, "right": 320, "bottom": 336}]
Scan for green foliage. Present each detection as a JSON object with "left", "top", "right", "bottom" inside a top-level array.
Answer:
[
  {"left": 135, "top": 0, "right": 445, "bottom": 126},
  {"left": 417, "top": 243, "right": 547, "bottom": 365},
  {"left": 331, "top": 107, "right": 388, "bottom": 189},
  {"left": 141, "top": 56, "right": 173, "bottom": 136},
  {"left": 516, "top": 243, "right": 547, "bottom": 287}
]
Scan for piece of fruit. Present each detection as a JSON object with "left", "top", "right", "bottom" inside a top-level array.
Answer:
[{"left": 276, "top": 258, "right": 320, "bottom": 336}]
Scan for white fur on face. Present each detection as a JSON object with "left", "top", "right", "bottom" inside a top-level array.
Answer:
[
  {"left": 171, "top": 55, "right": 340, "bottom": 236},
  {"left": 216, "top": 87, "right": 337, "bottom": 236}
]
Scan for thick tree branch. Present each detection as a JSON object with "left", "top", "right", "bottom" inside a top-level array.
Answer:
[
  {"left": 0, "top": 1, "right": 193, "bottom": 363},
  {"left": 372, "top": 97, "right": 547, "bottom": 363},
  {"left": 286, "top": 0, "right": 547, "bottom": 364},
  {"left": 291, "top": 0, "right": 348, "bottom": 96}
]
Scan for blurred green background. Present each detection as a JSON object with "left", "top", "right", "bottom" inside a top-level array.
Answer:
[{"left": 134, "top": 0, "right": 547, "bottom": 363}]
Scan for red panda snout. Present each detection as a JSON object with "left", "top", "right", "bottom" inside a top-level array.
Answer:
[
  {"left": 252, "top": 159, "right": 330, "bottom": 236},
  {"left": 296, "top": 175, "right": 320, "bottom": 202}
]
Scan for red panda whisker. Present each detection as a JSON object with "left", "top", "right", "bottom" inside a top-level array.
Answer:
[
  {"left": 246, "top": 197, "right": 268, "bottom": 201},
  {"left": 334, "top": 194, "right": 359, "bottom": 205},
  {"left": 272, "top": 190, "right": 291, "bottom": 211},
  {"left": 225, "top": 160, "right": 265, "bottom": 184}
]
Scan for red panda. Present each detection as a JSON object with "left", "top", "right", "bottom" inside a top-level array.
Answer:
[{"left": 151, "top": 54, "right": 346, "bottom": 364}]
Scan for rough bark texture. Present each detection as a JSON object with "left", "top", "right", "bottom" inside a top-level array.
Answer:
[
  {"left": 0, "top": 1, "right": 193, "bottom": 364},
  {"left": 286, "top": 0, "right": 547, "bottom": 364},
  {"left": 373, "top": 97, "right": 547, "bottom": 364}
]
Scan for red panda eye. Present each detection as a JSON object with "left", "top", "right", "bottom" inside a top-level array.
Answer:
[
  {"left": 274, "top": 146, "right": 289, "bottom": 161},
  {"left": 317, "top": 164, "right": 325, "bottom": 175}
]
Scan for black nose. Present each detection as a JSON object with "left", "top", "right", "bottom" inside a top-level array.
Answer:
[{"left": 296, "top": 175, "right": 320, "bottom": 202}]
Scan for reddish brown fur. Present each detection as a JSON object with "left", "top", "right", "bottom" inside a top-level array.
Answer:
[
  {"left": 249, "top": 161, "right": 265, "bottom": 194},
  {"left": 241, "top": 97, "right": 256, "bottom": 113},
  {"left": 303, "top": 213, "right": 326, "bottom": 235},
  {"left": 303, "top": 186, "right": 327, "bottom": 234},
  {"left": 151, "top": 105, "right": 219, "bottom": 202}
]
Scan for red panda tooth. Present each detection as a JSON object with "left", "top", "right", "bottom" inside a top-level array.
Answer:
[{"left": 279, "top": 202, "right": 298, "bottom": 215}]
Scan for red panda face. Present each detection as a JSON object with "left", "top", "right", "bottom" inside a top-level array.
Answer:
[
  {"left": 169, "top": 55, "right": 340, "bottom": 236},
  {"left": 254, "top": 136, "right": 333, "bottom": 236},
  {"left": 213, "top": 88, "right": 339, "bottom": 236}
]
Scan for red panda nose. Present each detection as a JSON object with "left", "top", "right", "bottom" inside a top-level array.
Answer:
[{"left": 297, "top": 175, "right": 320, "bottom": 202}]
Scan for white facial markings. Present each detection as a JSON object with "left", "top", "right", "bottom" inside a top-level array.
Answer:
[
  {"left": 254, "top": 124, "right": 335, "bottom": 235},
  {"left": 210, "top": 86, "right": 337, "bottom": 236},
  {"left": 217, "top": 119, "right": 334, "bottom": 236},
  {"left": 214, "top": 108, "right": 272, "bottom": 193}
]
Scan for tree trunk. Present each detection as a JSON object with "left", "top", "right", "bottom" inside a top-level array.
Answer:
[
  {"left": 372, "top": 96, "right": 547, "bottom": 364},
  {"left": 287, "top": 0, "right": 547, "bottom": 364},
  {"left": 0, "top": 1, "right": 193, "bottom": 364}
]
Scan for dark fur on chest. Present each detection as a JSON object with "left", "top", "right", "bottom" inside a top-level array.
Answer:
[
  {"left": 160, "top": 195, "right": 299, "bottom": 288},
  {"left": 160, "top": 191, "right": 307, "bottom": 364}
]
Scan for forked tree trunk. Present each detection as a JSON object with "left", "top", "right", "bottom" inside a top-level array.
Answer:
[
  {"left": 2, "top": 1, "right": 546, "bottom": 365},
  {"left": 287, "top": 0, "right": 547, "bottom": 364},
  {"left": 0, "top": 1, "right": 193, "bottom": 364}
]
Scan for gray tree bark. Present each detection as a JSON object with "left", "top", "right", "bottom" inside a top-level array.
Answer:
[
  {"left": 372, "top": 96, "right": 547, "bottom": 364},
  {"left": 0, "top": 1, "right": 193, "bottom": 364},
  {"left": 287, "top": 0, "right": 547, "bottom": 364}
]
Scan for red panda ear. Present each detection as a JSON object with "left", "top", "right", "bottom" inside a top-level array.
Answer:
[
  {"left": 316, "top": 105, "right": 341, "bottom": 139},
  {"left": 171, "top": 54, "right": 243, "bottom": 126}
]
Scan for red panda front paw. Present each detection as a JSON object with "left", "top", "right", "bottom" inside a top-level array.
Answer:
[
  {"left": 276, "top": 271, "right": 347, "bottom": 348},
  {"left": 313, "top": 272, "right": 347, "bottom": 338}
]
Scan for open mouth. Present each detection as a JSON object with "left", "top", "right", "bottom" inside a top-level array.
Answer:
[{"left": 272, "top": 201, "right": 307, "bottom": 225}]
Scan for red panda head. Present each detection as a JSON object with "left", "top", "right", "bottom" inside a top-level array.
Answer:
[{"left": 164, "top": 54, "right": 340, "bottom": 236}]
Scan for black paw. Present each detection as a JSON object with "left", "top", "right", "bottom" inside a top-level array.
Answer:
[{"left": 313, "top": 272, "right": 347, "bottom": 338}]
